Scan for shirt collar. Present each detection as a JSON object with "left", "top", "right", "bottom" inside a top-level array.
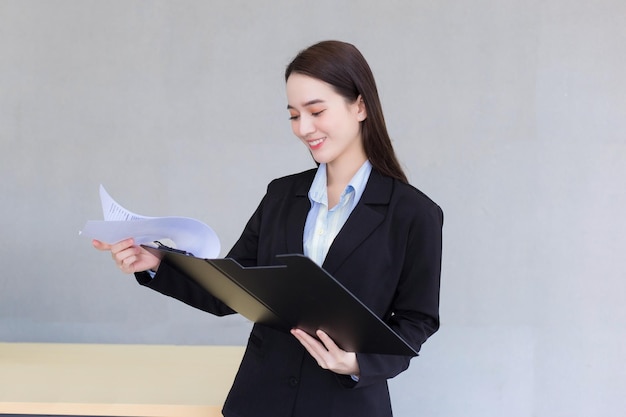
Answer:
[{"left": 308, "top": 161, "right": 373, "bottom": 209}]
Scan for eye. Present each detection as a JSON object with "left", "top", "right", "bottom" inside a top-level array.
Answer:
[
  {"left": 311, "top": 109, "right": 325, "bottom": 117},
  {"left": 289, "top": 114, "right": 300, "bottom": 121}
]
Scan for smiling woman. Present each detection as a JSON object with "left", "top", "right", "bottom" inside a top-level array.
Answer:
[
  {"left": 285, "top": 40, "right": 408, "bottom": 185},
  {"left": 286, "top": 73, "right": 367, "bottom": 202},
  {"left": 93, "top": 40, "right": 443, "bottom": 417}
]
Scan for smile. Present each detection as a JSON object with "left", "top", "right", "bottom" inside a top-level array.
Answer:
[{"left": 307, "top": 138, "right": 325, "bottom": 149}]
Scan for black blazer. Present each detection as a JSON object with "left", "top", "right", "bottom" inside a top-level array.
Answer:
[{"left": 137, "top": 168, "right": 443, "bottom": 417}]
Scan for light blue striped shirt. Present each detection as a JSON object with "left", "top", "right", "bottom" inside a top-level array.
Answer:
[{"left": 303, "top": 161, "right": 373, "bottom": 266}]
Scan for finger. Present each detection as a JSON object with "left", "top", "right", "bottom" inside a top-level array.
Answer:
[
  {"left": 291, "top": 329, "right": 316, "bottom": 354},
  {"left": 118, "top": 251, "right": 142, "bottom": 273},
  {"left": 291, "top": 329, "right": 329, "bottom": 366},
  {"left": 92, "top": 240, "right": 112, "bottom": 251},
  {"left": 119, "top": 250, "right": 137, "bottom": 267},
  {"left": 114, "top": 245, "right": 139, "bottom": 266},
  {"left": 110, "top": 242, "right": 140, "bottom": 270},
  {"left": 292, "top": 328, "right": 324, "bottom": 351},
  {"left": 315, "top": 330, "right": 340, "bottom": 352},
  {"left": 292, "top": 329, "right": 359, "bottom": 375},
  {"left": 110, "top": 238, "right": 135, "bottom": 254},
  {"left": 290, "top": 328, "right": 309, "bottom": 347}
]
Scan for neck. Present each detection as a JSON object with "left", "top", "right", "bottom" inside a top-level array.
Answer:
[{"left": 326, "top": 154, "right": 367, "bottom": 188}]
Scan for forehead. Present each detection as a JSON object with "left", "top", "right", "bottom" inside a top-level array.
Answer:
[{"left": 286, "top": 73, "right": 340, "bottom": 106}]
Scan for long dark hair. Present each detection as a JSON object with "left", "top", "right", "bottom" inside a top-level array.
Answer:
[{"left": 285, "top": 40, "right": 408, "bottom": 183}]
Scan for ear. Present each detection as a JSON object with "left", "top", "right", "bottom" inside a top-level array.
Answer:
[{"left": 355, "top": 95, "right": 367, "bottom": 122}]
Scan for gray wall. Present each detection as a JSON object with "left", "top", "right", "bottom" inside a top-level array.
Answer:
[{"left": 1, "top": 1, "right": 625, "bottom": 416}]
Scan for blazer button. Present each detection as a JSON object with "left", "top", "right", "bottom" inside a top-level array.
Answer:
[{"left": 288, "top": 376, "right": 299, "bottom": 387}]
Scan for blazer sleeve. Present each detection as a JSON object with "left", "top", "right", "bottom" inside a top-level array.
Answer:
[
  {"left": 135, "top": 263, "right": 236, "bottom": 316},
  {"left": 351, "top": 200, "right": 443, "bottom": 389}
]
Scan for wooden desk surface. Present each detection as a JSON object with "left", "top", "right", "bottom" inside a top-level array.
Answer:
[{"left": 0, "top": 343, "right": 245, "bottom": 416}]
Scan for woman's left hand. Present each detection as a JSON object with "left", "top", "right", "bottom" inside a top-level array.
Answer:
[{"left": 291, "top": 328, "right": 360, "bottom": 377}]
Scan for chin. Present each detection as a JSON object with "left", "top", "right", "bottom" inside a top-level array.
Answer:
[{"left": 309, "top": 151, "right": 327, "bottom": 165}]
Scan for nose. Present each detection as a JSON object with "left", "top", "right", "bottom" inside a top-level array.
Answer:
[{"left": 296, "top": 114, "right": 315, "bottom": 137}]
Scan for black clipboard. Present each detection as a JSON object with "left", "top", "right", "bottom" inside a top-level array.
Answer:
[{"left": 143, "top": 245, "right": 418, "bottom": 356}]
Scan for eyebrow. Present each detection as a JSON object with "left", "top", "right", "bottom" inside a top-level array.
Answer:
[{"left": 287, "top": 99, "right": 325, "bottom": 110}]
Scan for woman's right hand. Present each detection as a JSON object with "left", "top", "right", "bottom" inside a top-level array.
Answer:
[{"left": 92, "top": 238, "right": 161, "bottom": 274}]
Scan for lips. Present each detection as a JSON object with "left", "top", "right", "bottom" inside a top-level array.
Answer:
[{"left": 308, "top": 137, "right": 325, "bottom": 149}]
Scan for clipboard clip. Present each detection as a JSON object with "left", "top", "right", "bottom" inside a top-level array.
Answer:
[{"left": 153, "top": 240, "right": 195, "bottom": 257}]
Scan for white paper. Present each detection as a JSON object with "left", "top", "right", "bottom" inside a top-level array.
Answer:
[
  {"left": 99, "top": 184, "right": 149, "bottom": 221},
  {"left": 80, "top": 185, "right": 221, "bottom": 258}
]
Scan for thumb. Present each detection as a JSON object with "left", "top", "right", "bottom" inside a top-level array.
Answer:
[{"left": 92, "top": 239, "right": 112, "bottom": 251}]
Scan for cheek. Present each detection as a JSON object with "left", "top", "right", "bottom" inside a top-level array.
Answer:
[{"left": 344, "top": 118, "right": 362, "bottom": 137}]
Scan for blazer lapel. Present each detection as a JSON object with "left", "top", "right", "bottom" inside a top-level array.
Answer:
[
  {"left": 322, "top": 170, "right": 393, "bottom": 275},
  {"left": 285, "top": 170, "right": 316, "bottom": 254}
]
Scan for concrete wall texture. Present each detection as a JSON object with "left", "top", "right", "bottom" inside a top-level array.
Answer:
[{"left": 1, "top": 1, "right": 625, "bottom": 416}]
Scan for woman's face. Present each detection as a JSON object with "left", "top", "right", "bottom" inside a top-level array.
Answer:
[{"left": 286, "top": 73, "right": 367, "bottom": 167}]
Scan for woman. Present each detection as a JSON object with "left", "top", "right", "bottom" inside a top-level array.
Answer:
[{"left": 94, "top": 40, "right": 443, "bottom": 417}]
